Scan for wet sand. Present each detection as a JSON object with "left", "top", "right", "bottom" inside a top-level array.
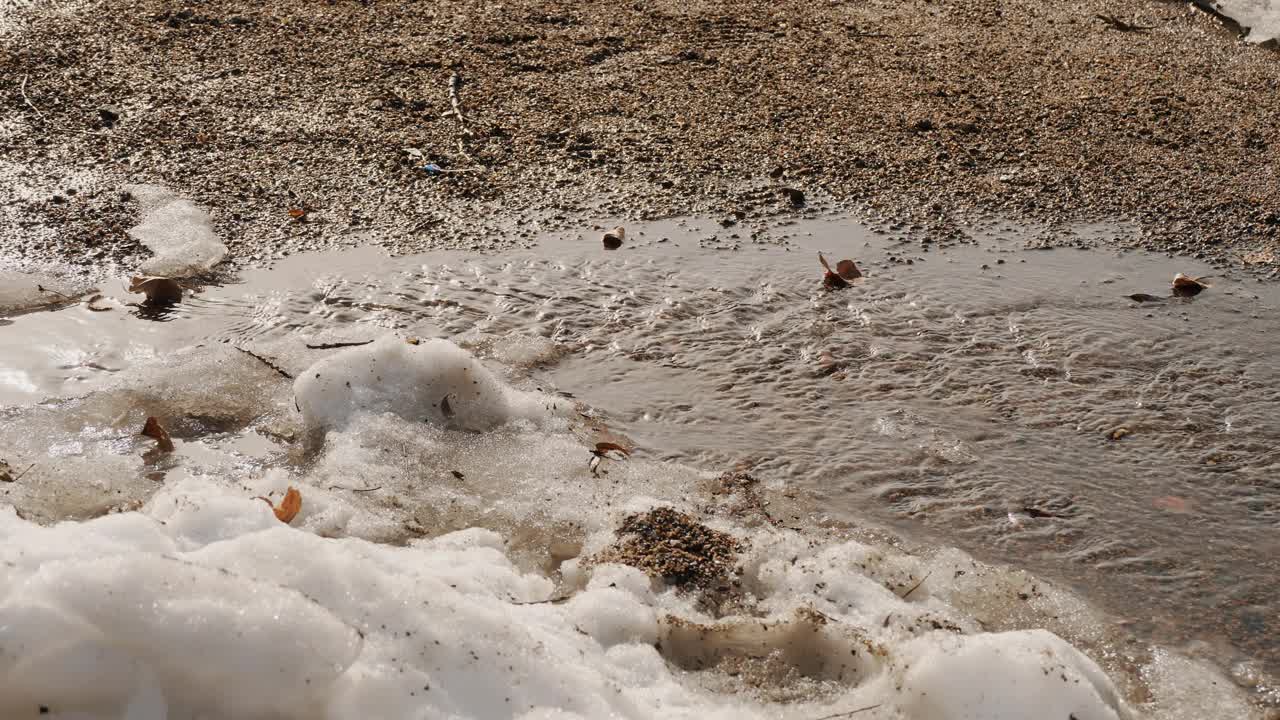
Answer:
[{"left": 1, "top": 0, "right": 1277, "bottom": 276}]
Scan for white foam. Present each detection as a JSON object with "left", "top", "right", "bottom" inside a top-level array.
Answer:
[{"left": 124, "top": 184, "right": 227, "bottom": 278}]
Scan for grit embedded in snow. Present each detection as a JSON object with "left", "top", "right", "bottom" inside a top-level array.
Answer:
[
  {"left": 293, "top": 335, "right": 563, "bottom": 434},
  {"left": 0, "top": 472, "right": 1261, "bottom": 720},
  {"left": 124, "top": 184, "right": 227, "bottom": 278}
]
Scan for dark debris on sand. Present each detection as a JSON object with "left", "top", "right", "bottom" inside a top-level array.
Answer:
[{"left": 595, "top": 506, "right": 744, "bottom": 614}]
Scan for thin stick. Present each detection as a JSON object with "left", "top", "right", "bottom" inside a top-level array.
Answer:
[
  {"left": 305, "top": 340, "right": 374, "bottom": 349},
  {"left": 19, "top": 74, "right": 46, "bottom": 122},
  {"left": 12, "top": 463, "right": 35, "bottom": 482},
  {"left": 447, "top": 72, "right": 471, "bottom": 137},
  {"left": 1096, "top": 14, "right": 1152, "bottom": 33},
  {"left": 510, "top": 595, "right": 572, "bottom": 606},
  {"left": 36, "top": 284, "right": 73, "bottom": 301},
  {"left": 445, "top": 72, "right": 485, "bottom": 169},
  {"left": 813, "top": 704, "right": 882, "bottom": 720},
  {"left": 901, "top": 571, "right": 932, "bottom": 600},
  {"left": 234, "top": 347, "right": 293, "bottom": 379}
]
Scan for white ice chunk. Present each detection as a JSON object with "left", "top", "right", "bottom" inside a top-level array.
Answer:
[
  {"left": 293, "top": 335, "right": 560, "bottom": 435},
  {"left": 125, "top": 184, "right": 227, "bottom": 278},
  {"left": 897, "top": 629, "right": 1129, "bottom": 720}
]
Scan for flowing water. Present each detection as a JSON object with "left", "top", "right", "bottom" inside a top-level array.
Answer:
[{"left": 2, "top": 214, "right": 1279, "bottom": 708}]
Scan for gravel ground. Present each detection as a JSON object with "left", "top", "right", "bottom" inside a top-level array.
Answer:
[{"left": 1, "top": 0, "right": 1277, "bottom": 277}]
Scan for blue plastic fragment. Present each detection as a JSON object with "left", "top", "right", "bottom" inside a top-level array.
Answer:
[{"left": 422, "top": 163, "right": 444, "bottom": 175}]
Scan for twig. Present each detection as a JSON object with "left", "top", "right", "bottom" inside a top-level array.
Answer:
[
  {"left": 1096, "top": 14, "right": 1153, "bottom": 33},
  {"left": 36, "top": 284, "right": 73, "bottom": 301},
  {"left": 444, "top": 72, "right": 485, "bottom": 169},
  {"left": 849, "top": 32, "right": 923, "bottom": 39},
  {"left": 510, "top": 595, "right": 573, "bottom": 605},
  {"left": 447, "top": 72, "right": 472, "bottom": 137},
  {"left": 305, "top": 340, "right": 374, "bottom": 349},
  {"left": 12, "top": 463, "right": 35, "bottom": 482},
  {"left": 901, "top": 571, "right": 932, "bottom": 600},
  {"left": 813, "top": 704, "right": 882, "bottom": 720},
  {"left": 234, "top": 347, "right": 293, "bottom": 379},
  {"left": 19, "top": 74, "right": 46, "bottom": 122},
  {"left": 329, "top": 484, "right": 382, "bottom": 492}
]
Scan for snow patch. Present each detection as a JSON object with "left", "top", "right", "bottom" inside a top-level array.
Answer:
[{"left": 124, "top": 184, "right": 227, "bottom": 278}]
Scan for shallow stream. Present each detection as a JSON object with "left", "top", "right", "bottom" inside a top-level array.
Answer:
[{"left": 2, "top": 214, "right": 1278, "bottom": 710}]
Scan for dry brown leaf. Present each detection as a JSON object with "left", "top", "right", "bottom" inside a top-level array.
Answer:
[
  {"left": 593, "top": 441, "right": 632, "bottom": 457},
  {"left": 287, "top": 207, "right": 307, "bottom": 220},
  {"left": 141, "top": 416, "right": 175, "bottom": 452},
  {"left": 128, "top": 276, "right": 182, "bottom": 305},
  {"left": 835, "top": 259, "right": 862, "bottom": 280},
  {"left": 819, "top": 252, "right": 848, "bottom": 290},
  {"left": 1171, "top": 273, "right": 1209, "bottom": 298},
  {"left": 260, "top": 486, "right": 303, "bottom": 523}
]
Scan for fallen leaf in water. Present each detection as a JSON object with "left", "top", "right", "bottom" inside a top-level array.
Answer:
[
  {"left": 1022, "top": 507, "right": 1066, "bottom": 519},
  {"left": 451, "top": 470, "right": 465, "bottom": 480},
  {"left": 1153, "top": 495, "right": 1192, "bottom": 514},
  {"left": 836, "top": 259, "right": 862, "bottom": 280},
  {"left": 1127, "top": 293, "right": 1164, "bottom": 303},
  {"left": 129, "top": 276, "right": 182, "bottom": 305},
  {"left": 593, "top": 441, "right": 632, "bottom": 458},
  {"left": 141, "top": 416, "right": 175, "bottom": 452},
  {"left": 261, "top": 486, "right": 303, "bottom": 523},
  {"left": 1171, "top": 273, "right": 1209, "bottom": 298},
  {"left": 1109, "top": 427, "right": 1131, "bottom": 441},
  {"left": 819, "top": 252, "right": 849, "bottom": 290},
  {"left": 440, "top": 394, "right": 455, "bottom": 419},
  {"left": 603, "top": 226, "right": 625, "bottom": 250}
]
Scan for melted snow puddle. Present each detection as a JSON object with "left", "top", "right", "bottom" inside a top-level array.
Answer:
[{"left": 0, "top": 214, "right": 1277, "bottom": 718}]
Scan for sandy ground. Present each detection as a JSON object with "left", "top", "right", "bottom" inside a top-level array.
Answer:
[{"left": 0, "top": 0, "right": 1277, "bottom": 277}]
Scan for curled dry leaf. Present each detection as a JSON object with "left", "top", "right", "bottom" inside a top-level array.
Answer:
[
  {"left": 287, "top": 207, "right": 307, "bottom": 220},
  {"left": 1171, "top": 273, "right": 1210, "bottom": 298},
  {"left": 603, "top": 226, "right": 625, "bottom": 250},
  {"left": 835, "top": 259, "right": 862, "bottom": 280},
  {"left": 259, "top": 486, "right": 303, "bottom": 523},
  {"left": 593, "top": 441, "right": 632, "bottom": 458},
  {"left": 141, "top": 416, "right": 175, "bottom": 452},
  {"left": 819, "top": 252, "right": 848, "bottom": 290},
  {"left": 129, "top": 276, "right": 182, "bottom": 305}
]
